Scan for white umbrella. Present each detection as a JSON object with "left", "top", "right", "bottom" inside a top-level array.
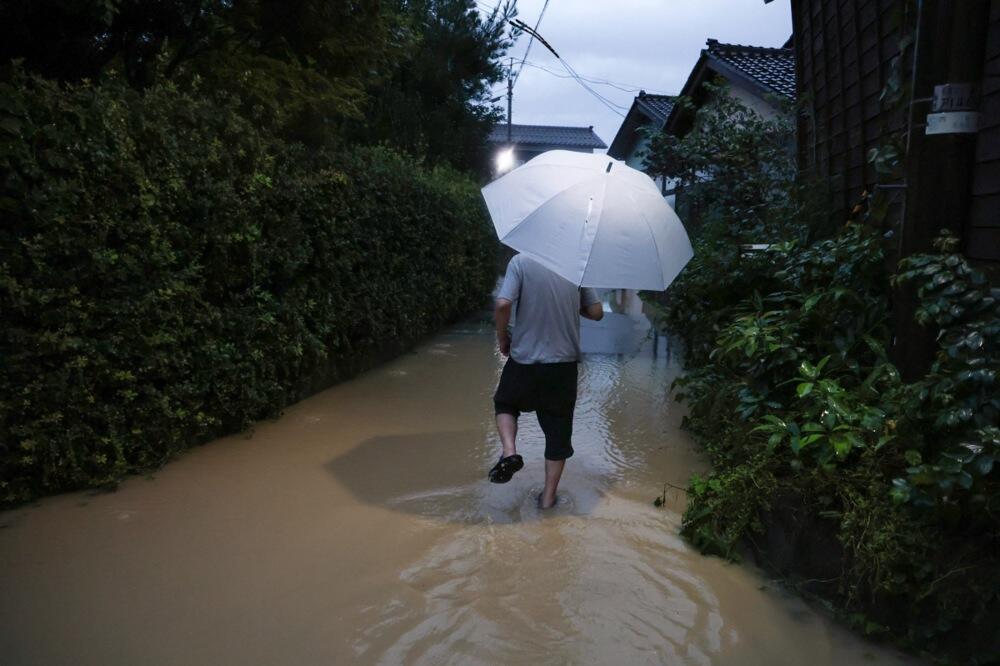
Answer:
[{"left": 481, "top": 150, "right": 693, "bottom": 290}]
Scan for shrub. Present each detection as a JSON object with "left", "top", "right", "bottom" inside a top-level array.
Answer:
[
  {"left": 666, "top": 226, "right": 1000, "bottom": 662},
  {"left": 0, "top": 71, "right": 497, "bottom": 504},
  {"left": 643, "top": 64, "right": 1000, "bottom": 664}
]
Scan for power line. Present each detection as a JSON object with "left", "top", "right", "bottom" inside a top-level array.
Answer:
[
  {"left": 482, "top": 3, "right": 632, "bottom": 120},
  {"left": 558, "top": 58, "right": 628, "bottom": 116},
  {"left": 513, "top": 0, "right": 551, "bottom": 88},
  {"left": 492, "top": 61, "right": 670, "bottom": 100},
  {"left": 571, "top": 74, "right": 673, "bottom": 98},
  {"left": 518, "top": 60, "right": 674, "bottom": 97},
  {"left": 474, "top": 0, "right": 502, "bottom": 13},
  {"left": 504, "top": 15, "right": 629, "bottom": 118},
  {"left": 486, "top": 3, "right": 670, "bottom": 103}
]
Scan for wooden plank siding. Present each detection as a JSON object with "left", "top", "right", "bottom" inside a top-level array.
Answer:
[
  {"left": 966, "top": 1, "right": 1000, "bottom": 261},
  {"left": 793, "top": 0, "right": 907, "bottom": 234},
  {"left": 794, "top": 0, "right": 998, "bottom": 262}
]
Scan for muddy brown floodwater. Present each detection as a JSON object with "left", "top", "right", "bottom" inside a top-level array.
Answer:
[{"left": 0, "top": 319, "right": 923, "bottom": 666}]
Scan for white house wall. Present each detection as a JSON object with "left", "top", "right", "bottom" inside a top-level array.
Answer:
[
  {"left": 726, "top": 81, "right": 784, "bottom": 121},
  {"left": 623, "top": 133, "right": 678, "bottom": 210},
  {"left": 624, "top": 133, "right": 653, "bottom": 171}
]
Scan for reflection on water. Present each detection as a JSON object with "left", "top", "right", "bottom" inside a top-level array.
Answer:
[{"left": 0, "top": 320, "right": 921, "bottom": 666}]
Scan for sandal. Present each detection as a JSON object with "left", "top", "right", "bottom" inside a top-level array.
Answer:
[{"left": 488, "top": 454, "right": 524, "bottom": 483}]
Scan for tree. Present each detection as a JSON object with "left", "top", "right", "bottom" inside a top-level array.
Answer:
[
  {"left": 0, "top": 0, "right": 405, "bottom": 143},
  {"left": 642, "top": 82, "right": 798, "bottom": 241},
  {"left": 639, "top": 83, "right": 815, "bottom": 365},
  {"left": 0, "top": 0, "right": 213, "bottom": 86},
  {"left": 352, "top": 0, "right": 516, "bottom": 176},
  {"left": 1, "top": 0, "right": 515, "bottom": 163}
]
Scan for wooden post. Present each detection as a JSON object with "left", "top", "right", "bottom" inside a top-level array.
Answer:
[{"left": 892, "top": 0, "right": 991, "bottom": 380}]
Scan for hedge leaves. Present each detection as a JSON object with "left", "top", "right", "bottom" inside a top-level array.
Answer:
[{"left": 0, "top": 71, "right": 496, "bottom": 504}]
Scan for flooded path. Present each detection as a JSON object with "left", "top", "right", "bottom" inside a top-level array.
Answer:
[{"left": 0, "top": 319, "right": 920, "bottom": 665}]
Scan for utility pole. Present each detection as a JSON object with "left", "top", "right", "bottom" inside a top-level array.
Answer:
[
  {"left": 502, "top": 21, "right": 559, "bottom": 153},
  {"left": 507, "top": 57, "right": 513, "bottom": 145}
]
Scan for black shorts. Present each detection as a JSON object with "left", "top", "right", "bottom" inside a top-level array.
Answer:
[{"left": 493, "top": 358, "right": 578, "bottom": 461}]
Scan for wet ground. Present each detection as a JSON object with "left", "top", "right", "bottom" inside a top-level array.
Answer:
[{"left": 0, "top": 318, "right": 922, "bottom": 665}]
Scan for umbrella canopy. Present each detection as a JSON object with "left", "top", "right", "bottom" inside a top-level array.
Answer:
[{"left": 481, "top": 150, "right": 693, "bottom": 290}]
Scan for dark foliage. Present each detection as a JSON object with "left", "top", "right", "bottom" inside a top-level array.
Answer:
[
  {"left": 0, "top": 0, "right": 514, "bottom": 172},
  {"left": 0, "top": 71, "right": 497, "bottom": 505},
  {"left": 350, "top": 0, "right": 516, "bottom": 176},
  {"left": 645, "top": 89, "right": 1000, "bottom": 664}
]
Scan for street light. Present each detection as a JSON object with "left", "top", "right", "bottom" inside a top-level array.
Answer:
[{"left": 495, "top": 147, "right": 515, "bottom": 173}]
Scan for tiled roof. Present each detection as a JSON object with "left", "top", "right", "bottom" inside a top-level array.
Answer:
[
  {"left": 635, "top": 93, "right": 676, "bottom": 125},
  {"left": 705, "top": 39, "right": 796, "bottom": 100},
  {"left": 487, "top": 124, "right": 607, "bottom": 149},
  {"left": 606, "top": 92, "right": 677, "bottom": 158}
]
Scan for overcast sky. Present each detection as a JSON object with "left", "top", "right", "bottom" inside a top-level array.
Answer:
[{"left": 481, "top": 0, "right": 792, "bottom": 150}]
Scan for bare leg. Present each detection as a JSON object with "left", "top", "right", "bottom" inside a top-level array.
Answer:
[
  {"left": 540, "top": 459, "right": 565, "bottom": 509},
  {"left": 497, "top": 413, "right": 518, "bottom": 458}
]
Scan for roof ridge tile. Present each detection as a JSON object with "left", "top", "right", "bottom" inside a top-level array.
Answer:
[
  {"left": 705, "top": 37, "right": 793, "bottom": 54},
  {"left": 487, "top": 123, "right": 607, "bottom": 149},
  {"left": 703, "top": 38, "right": 796, "bottom": 100}
]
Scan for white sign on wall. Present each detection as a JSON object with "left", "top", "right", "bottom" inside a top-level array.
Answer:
[
  {"left": 926, "top": 83, "right": 980, "bottom": 135},
  {"left": 926, "top": 111, "right": 980, "bottom": 135}
]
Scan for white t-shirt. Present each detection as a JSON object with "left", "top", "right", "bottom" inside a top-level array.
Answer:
[{"left": 497, "top": 255, "right": 601, "bottom": 364}]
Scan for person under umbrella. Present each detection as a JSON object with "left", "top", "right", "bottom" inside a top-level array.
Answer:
[
  {"left": 482, "top": 150, "right": 693, "bottom": 510},
  {"left": 488, "top": 253, "right": 603, "bottom": 509}
]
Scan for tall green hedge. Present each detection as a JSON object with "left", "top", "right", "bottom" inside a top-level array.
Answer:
[{"left": 0, "top": 72, "right": 497, "bottom": 505}]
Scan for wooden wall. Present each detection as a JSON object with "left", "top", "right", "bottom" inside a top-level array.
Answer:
[
  {"left": 793, "top": 0, "right": 998, "bottom": 263},
  {"left": 792, "top": 0, "right": 908, "bottom": 228},
  {"left": 967, "top": 2, "right": 1000, "bottom": 261}
]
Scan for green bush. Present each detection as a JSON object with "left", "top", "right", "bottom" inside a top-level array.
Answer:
[
  {"left": 644, "top": 82, "right": 1000, "bottom": 663},
  {"left": 0, "top": 71, "right": 497, "bottom": 504},
  {"left": 666, "top": 227, "right": 1000, "bottom": 663},
  {"left": 646, "top": 83, "right": 1000, "bottom": 664},
  {"left": 641, "top": 80, "right": 824, "bottom": 367}
]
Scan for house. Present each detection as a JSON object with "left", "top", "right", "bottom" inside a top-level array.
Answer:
[
  {"left": 607, "top": 91, "right": 677, "bottom": 205},
  {"left": 607, "top": 92, "right": 676, "bottom": 170},
  {"left": 784, "top": 0, "right": 999, "bottom": 265},
  {"left": 660, "top": 38, "right": 796, "bottom": 222},
  {"left": 780, "top": 0, "right": 998, "bottom": 376},
  {"left": 487, "top": 123, "right": 606, "bottom": 175},
  {"left": 664, "top": 38, "right": 796, "bottom": 135},
  {"left": 602, "top": 93, "right": 679, "bottom": 319}
]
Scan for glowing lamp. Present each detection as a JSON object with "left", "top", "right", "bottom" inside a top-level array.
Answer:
[{"left": 495, "top": 148, "right": 515, "bottom": 173}]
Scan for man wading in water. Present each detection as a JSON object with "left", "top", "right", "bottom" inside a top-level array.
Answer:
[{"left": 489, "top": 253, "right": 604, "bottom": 509}]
